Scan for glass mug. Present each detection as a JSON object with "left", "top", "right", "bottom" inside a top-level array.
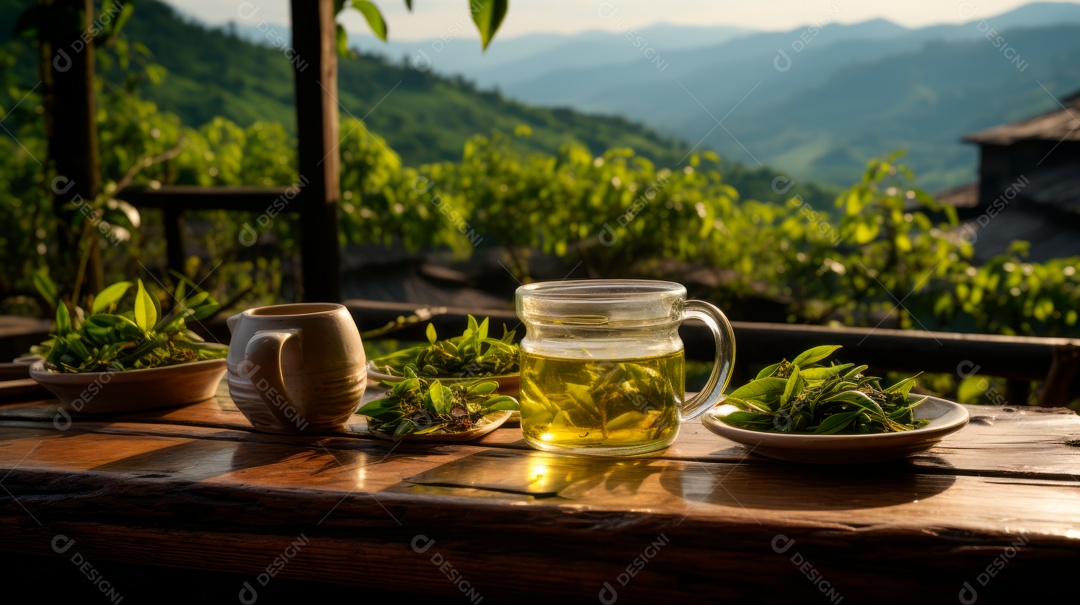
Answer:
[{"left": 515, "top": 279, "right": 735, "bottom": 455}]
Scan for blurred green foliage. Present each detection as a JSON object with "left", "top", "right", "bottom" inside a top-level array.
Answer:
[
  {"left": 4, "top": 81, "right": 1077, "bottom": 341},
  {"left": 2, "top": 0, "right": 1078, "bottom": 408}
]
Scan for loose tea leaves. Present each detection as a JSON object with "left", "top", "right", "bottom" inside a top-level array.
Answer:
[
  {"left": 358, "top": 366, "right": 519, "bottom": 439},
  {"left": 31, "top": 279, "right": 227, "bottom": 373},
  {"left": 369, "top": 315, "right": 520, "bottom": 378},
  {"left": 721, "top": 345, "right": 929, "bottom": 434},
  {"left": 519, "top": 352, "right": 682, "bottom": 447}
]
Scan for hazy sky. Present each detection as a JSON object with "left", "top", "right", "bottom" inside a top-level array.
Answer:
[{"left": 168, "top": 0, "right": 1080, "bottom": 40}]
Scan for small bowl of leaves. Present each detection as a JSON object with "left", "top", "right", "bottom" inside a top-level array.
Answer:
[
  {"left": 358, "top": 366, "right": 519, "bottom": 441},
  {"left": 366, "top": 315, "right": 520, "bottom": 396},
  {"left": 702, "top": 345, "right": 969, "bottom": 463},
  {"left": 27, "top": 279, "right": 228, "bottom": 414}
]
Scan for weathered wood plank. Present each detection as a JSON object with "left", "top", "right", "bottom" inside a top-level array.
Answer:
[
  {"left": 2, "top": 384, "right": 1077, "bottom": 480},
  {"left": 0, "top": 428, "right": 1076, "bottom": 603},
  {"left": 0, "top": 515, "right": 1070, "bottom": 603},
  {"left": 1, "top": 427, "right": 1079, "bottom": 535}
]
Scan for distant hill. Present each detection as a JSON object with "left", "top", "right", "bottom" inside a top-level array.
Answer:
[
  {"left": 357, "top": 1, "right": 1080, "bottom": 190},
  {"left": 346, "top": 23, "right": 755, "bottom": 89},
  {"left": 0, "top": 0, "right": 838, "bottom": 206},
  {"left": 0, "top": 0, "right": 693, "bottom": 168},
  {"left": 717, "top": 24, "right": 1080, "bottom": 189}
]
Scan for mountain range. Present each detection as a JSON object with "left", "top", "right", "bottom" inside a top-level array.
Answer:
[
  {"left": 0, "top": 0, "right": 688, "bottom": 166},
  {"left": 0, "top": 0, "right": 837, "bottom": 206},
  {"left": 6, "top": 1, "right": 1078, "bottom": 194},
  {"left": 346, "top": 2, "right": 1080, "bottom": 190}
]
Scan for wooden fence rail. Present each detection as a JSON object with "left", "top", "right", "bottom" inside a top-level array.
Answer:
[{"left": 343, "top": 299, "right": 1080, "bottom": 407}]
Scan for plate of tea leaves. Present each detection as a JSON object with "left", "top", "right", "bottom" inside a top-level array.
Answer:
[
  {"left": 366, "top": 315, "right": 520, "bottom": 396},
  {"left": 358, "top": 367, "right": 519, "bottom": 442},
  {"left": 702, "top": 345, "right": 969, "bottom": 463}
]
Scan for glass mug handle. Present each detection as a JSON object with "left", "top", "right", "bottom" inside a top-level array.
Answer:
[{"left": 679, "top": 300, "right": 736, "bottom": 421}]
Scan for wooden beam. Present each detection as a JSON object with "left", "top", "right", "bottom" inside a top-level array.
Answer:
[
  {"left": 291, "top": 0, "right": 342, "bottom": 302},
  {"left": 341, "top": 299, "right": 1080, "bottom": 386},
  {"left": 163, "top": 207, "right": 185, "bottom": 276},
  {"left": 119, "top": 186, "right": 301, "bottom": 212}
]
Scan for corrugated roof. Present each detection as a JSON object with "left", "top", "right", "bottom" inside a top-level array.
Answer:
[{"left": 964, "top": 91, "right": 1080, "bottom": 145}]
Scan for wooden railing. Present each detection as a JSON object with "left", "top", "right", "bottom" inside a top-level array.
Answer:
[
  {"left": 342, "top": 299, "right": 1080, "bottom": 407},
  {"left": 6, "top": 299, "right": 1075, "bottom": 406}
]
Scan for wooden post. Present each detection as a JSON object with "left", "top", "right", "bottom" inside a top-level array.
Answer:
[
  {"left": 45, "top": 0, "right": 102, "bottom": 290},
  {"left": 1005, "top": 379, "right": 1031, "bottom": 406},
  {"left": 163, "top": 208, "right": 186, "bottom": 275},
  {"left": 291, "top": 0, "right": 342, "bottom": 302}
]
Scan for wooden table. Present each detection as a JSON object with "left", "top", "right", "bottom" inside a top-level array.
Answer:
[{"left": 0, "top": 381, "right": 1077, "bottom": 603}]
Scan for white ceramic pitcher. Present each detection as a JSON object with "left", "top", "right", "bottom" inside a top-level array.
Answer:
[{"left": 226, "top": 303, "right": 366, "bottom": 433}]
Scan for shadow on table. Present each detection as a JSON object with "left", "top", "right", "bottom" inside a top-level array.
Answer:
[{"left": 660, "top": 459, "right": 957, "bottom": 510}]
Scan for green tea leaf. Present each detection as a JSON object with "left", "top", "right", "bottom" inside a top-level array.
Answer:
[
  {"left": 183, "top": 291, "right": 209, "bottom": 309},
  {"left": 352, "top": 0, "right": 387, "bottom": 41},
  {"left": 728, "top": 378, "right": 787, "bottom": 401},
  {"left": 813, "top": 411, "right": 861, "bottom": 434},
  {"left": 34, "top": 269, "right": 57, "bottom": 309},
  {"left": 798, "top": 364, "right": 854, "bottom": 381},
  {"left": 884, "top": 374, "right": 921, "bottom": 398},
  {"left": 468, "top": 381, "right": 498, "bottom": 394},
  {"left": 755, "top": 362, "right": 780, "bottom": 379},
  {"left": 470, "top": 0, "right": 507, "bottom": 50},
  {"left": 426, "top": 323, "right": 437, "bottom": 345},
  {"left": 134, "top": 279, "right": 157, "bottom": 333},
  {"left": 357, "top": 398, "right": 399, "bottom": 418},
  {"left": 824, "top": 390, "right": 886, "bottom": 418},
  {"left": 780, "top": 365, "right": 803, "bottom": 406},
  {"left": 91, "top": 281, "right": 132, "bottom": 314},
  {"left": 393, "top": 418, "right": 417, "bottom": 438},
  {"left": 429, "top": 381, "right": 450, "bottom": 414},
  {"left": 721, "top": 411, "right": 776, "bottom": 429},
  {"left": 606, "top": 411, "right": 645, "bottom": 432},
  {"left": 721, "top": 396, "right": 772, "bottom": 414},
  {"left": 483, "top": 396, "right": 518, "bottom": 411},
  {"left": 335, "top": 23, "right": 348, "bottom": 56},
  {"left": 55, "top": 303, "right": 72, "bottom": 334},
  {"left": 843, "top": 365, "right": 869, "bottom": 380},
  {"left": 792, "top": 345, "right": 842, "bottom": 367}
]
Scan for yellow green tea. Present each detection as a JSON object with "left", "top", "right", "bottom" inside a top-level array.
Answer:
[{"left": 519, "top": 350, "right": 684, "bottom": 452}]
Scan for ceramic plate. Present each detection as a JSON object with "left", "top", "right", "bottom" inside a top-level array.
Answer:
[
  {"left": 366, "top": 410, "right": 513, "bottom": 442},
  {"left": 29, "top": 357, "right": 227, "bottom": 413},
  {"left": 701, "top": 395, "right": 969, "bottom": 463}
]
